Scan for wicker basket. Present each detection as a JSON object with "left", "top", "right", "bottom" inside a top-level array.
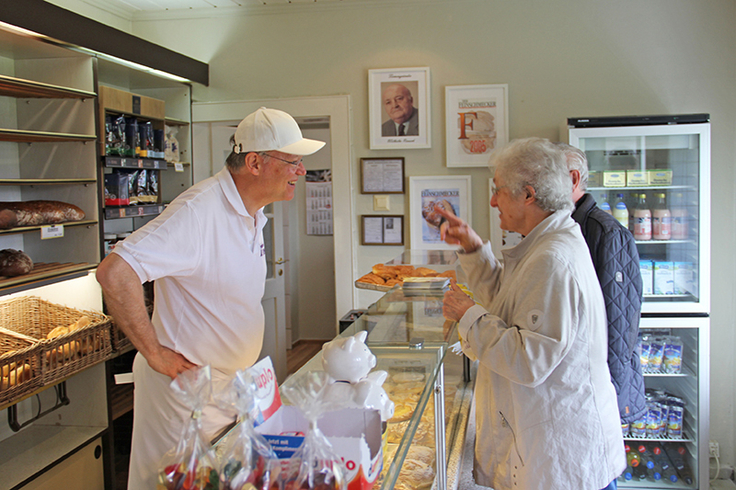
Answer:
[
  {"left": 0, "top": 330, "right": 42, "bottom": 406},
  {"left": 0, "top": 296, "right": 113, "bottom": 385}
]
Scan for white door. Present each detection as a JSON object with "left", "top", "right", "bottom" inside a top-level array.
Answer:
[
  {"left": 260, "top": 201, "right": 288, "bottom": 381},
  {"left": 192, "top": 120, "right": 288, "bottom": 381}
]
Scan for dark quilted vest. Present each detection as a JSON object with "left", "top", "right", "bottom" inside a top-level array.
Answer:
[{"left": 572, "top": 193, "right": 647, "bottom": 423}]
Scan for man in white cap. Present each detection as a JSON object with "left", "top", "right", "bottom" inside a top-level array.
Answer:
[{"left": 96, "top": 107, "right": 325, "bottom": 489}]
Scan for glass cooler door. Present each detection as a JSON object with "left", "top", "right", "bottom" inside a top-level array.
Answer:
[{"left": 568, "top": 120, "right": 711, "bottom": 314}]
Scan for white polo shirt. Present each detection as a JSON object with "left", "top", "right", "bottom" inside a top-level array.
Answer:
[{"left": 114, "top": 166, "right": 268, "bottom": 374}]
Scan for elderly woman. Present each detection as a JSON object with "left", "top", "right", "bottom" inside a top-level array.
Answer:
[{"left": 439, "top": 138, "right": 625, "bottom": 490}]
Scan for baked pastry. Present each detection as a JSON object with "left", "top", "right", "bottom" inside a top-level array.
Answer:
[
  {"left": 399, "top": 458, "right": 435, "bottom": 489},
  {"left": 0, "top": 249, "right": 33, "bottom": 277},
  {"left": 388, "top": 402, "right": 415, "bottom": 423},
  {"left": 357, "top": 272, "right": 385, "bottom": 285}
]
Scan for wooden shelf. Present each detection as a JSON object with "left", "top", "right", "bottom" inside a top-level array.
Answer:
[
  {"left": 0, "top": 220, "right": 98, "bottom": 235},
  {"left": 0, "top": 74, "right": 96, "bottom": 100},
  {"left": 0, "top": 262, "right": 97, "bottom": 291},
  {"left": 109, "top": 383, "right": 134, "bottom": 421},
  {"left": 165, "top": 117, "right": 190, "bottom": 126},
  {"left": 0, "top": 128, "right": 97, "bottom": 144},
  {"left": 0, "top": 178, "right": 97, "bottom": 186}
]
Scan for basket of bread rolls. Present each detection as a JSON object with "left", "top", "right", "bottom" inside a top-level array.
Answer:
[
  {"left": 0, "top": 296, "right": 112, "bottom": 385},
  {"left": 0, "top": 331, "right": 42, "bottom": 406}
]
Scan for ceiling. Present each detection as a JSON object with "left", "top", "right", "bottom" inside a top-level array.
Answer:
[{"left": 75, "top": 0, "right": 351, "bottom": 15}]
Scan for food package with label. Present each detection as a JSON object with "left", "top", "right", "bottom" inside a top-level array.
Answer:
[
  {"left": 157, "top": 366, "right": 220, "bottom": 490},
  {"left": 215, "top": 368, "right": 278, "bottom": 490}
]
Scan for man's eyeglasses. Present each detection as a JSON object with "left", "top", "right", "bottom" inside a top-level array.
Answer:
[
  {"left": 260, "top": 152, "right": 302, "bottom": 166},
  {"left": 490, "top": 184, "right": 507, "bottom": 196}
]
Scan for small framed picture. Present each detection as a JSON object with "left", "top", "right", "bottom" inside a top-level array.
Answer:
[
  {"left": 361, "top": 215, "right": 404, "bottom": 245},
  {"left": 409, "top": 175, "right": 472, "bottom": 250},
  {"left": 369, "top": 67, "right": 431, "bottom": 150},
  {"left": 360, "top": 157, "right": 405, "bottom": 194},
  {"left": 445, "top": 84, "right": 509, "bottom": 167}
]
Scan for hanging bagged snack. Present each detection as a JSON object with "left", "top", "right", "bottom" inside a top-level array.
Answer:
[
  {"left": 280, "top": 371, "right": 346, "bottom": 490},
  {"left": 215, "top": 369, "right": 279, "bottom": 490},
  {"left": 158, "top": 366, "right": 220, "bottom": 490}
]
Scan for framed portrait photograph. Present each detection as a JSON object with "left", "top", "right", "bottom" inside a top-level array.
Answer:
[
  {"left": 361, "top": 215, "right": 404, "bottom": 245},
  {"left": 360, "top": 157, "right": 405, "bottom": 194},
  {"left": 445, "top": 84, "right": 509, "bottom": 167},
  {"left": 409, "top": 175, "right": 472, "bottom": 250},
  {"left": 369, "top": 67, "right": 431, "bottom": 150},
  {"left": 488, "top": 178, "right": 522, "bottom": 258}
]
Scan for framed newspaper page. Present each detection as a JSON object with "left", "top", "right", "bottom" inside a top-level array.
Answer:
[
  {"left": 409, "top": 175, "right": 472, "bottom": 250},
  {"left": 361, "top": 215, "right": 404, "bottom": 245},
  {"left": 445, "top": 84, "right": 508, "bottom": 167},
  {"left": 369, "top": 67, "right": 431, "bottom": 150}
]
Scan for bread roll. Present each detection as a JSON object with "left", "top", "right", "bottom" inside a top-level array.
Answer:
[{"left": 0, "top": 249, "right": 33, "bottom": 276}]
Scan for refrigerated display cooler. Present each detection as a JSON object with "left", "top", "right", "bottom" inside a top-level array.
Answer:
[{"left": 569, "top": 114, "right": 710, "bottom": 489}]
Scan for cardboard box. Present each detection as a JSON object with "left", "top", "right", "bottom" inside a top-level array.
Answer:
[
  {"left": 256, "top": 406, "right": 383, "bottom": 490},
  {"left": 673, "top": 262, "right": 695, "bottom": 295},
  {"left": 653, "top": 261, "right": 674, "bottom": 295},
  {"left": 603, "top": 171, "right": 626, "bottom": 187},
  {"left": 626, "top": 170, "right": 649, "bottom": 186},
  {"left": 246, "top": 357, "right": 383, "bottom": 490},
  {"left": 648, "top": 169, "right": 673, "bottom": 185},
  {"left": 588, "top": 171, "right": 602, "bottom": 188},
  {"left": 640, "top": 260, "right": 654, "bottom": 295}
]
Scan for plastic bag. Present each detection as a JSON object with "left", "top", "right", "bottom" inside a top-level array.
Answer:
[
  {"left": 158, "top": 365, "right": 220, "bottom": 490},
  {"left": 280, "top": 371, "right": 345, "bottom": 490},
  {"left": 215, "top": 369, "right": 278, "bottom": 490}
]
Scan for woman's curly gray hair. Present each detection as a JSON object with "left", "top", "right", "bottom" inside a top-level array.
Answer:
[{"left": 489, "top": 137, "right": 574, "bottom": 213}]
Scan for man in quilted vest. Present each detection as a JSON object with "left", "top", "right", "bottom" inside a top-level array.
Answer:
[{"left": 560, "top": 142, "right": 647, "bottom": 429}]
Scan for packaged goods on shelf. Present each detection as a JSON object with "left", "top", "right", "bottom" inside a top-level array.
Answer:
[
  {"left": 640, "top": 260, "right": 654, "bottom": 295},
  {"left": 653, "top": 262, "right": 674, "bottom": 295},
  {"left": 603, "top": 171, "right": 626, "bottom": 187},
  {"left": 648, "top": 169, "right": 673, "bottom": 186},
  {"left": 626, "top": 170, "right": 649, "bottom": 186},
  {"left": 104, "top": 173, "right": 130, "bottom": 206}
]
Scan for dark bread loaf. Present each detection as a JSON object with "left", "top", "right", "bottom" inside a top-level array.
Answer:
[
  {"left": 0, "top": 201, "right": 85, "bottom": 229},
  {"left": 0, "top": 249, "right": 33, "bottom": 277}
]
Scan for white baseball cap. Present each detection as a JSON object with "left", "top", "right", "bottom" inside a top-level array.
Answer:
[{"left": 233, "top": 107, "right": 325, "bottom": 156}]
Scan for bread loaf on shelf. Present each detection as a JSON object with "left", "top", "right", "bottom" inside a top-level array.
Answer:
[
  {"left": 0, "top": 249, "right": 33, "bottom": 277},
  {"left": 0, "top": 200, "right": 85, "bottom": 229}
]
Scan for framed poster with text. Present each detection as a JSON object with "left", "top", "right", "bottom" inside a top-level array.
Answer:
[
  {"left": 445, "top": 84, "right": 508, "bottom": 167},
  {"left": 409, "top": 175, "right": 472, "bottom": 250}
]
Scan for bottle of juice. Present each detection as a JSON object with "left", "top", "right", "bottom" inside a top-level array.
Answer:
[
  {"left": 671, "top": 192, "right": 688, "bottom": 239},
  {"left": 634, "top": 193, "right": 652, "bottom": 240},
  {"left": 652, "top": 193, "right": 672, "bottom": 240},
  {"left": 599, "top": 193, "right": 612, "bottom": 215},
  {"left": 613, "top": 193, "right": 628, "bottom": 228},
  {"left": 627, "top": 192, "right": 639, "bottom": 232}
]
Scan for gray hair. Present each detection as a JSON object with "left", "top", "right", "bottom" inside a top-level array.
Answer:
[
  {"left": 226, "top": 133, "right": 248, "bottom": 170},
  {"left": 556, "top": 142, "right": 589, "bottom": 192},
  {"left": 489, "top": 137, "right": 574, "bottom": 213}
]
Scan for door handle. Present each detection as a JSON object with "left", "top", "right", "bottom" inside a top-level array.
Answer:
[{"left": 274, "top": 258, "right": 286, "bottom": 265}]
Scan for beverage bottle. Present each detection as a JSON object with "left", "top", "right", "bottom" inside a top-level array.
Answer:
[
  {"left": 652, "top": 193, "right": 672, "bottom": 240},
  {"left": 634, "top": 193, "right": 652, "bottom": 240},
  {"left": 613, "top": 193, "right": 629, "bottom": 228},
  {"left": 599, "top": 193, "right": 612, "bottom": 215},
  {"left": 625, "top": 444, "right": 641, "bottom": 467},
  {"left": 627, "top": 193, "right": 638, "bottom": 232},
  {"left": 618, "top": 466, "right": 634, "bottom": 482},
  {"left": 661, "top": 466, "right": 679, "bottom": 483},
  {"left": 671, "top": 192, "right": 688, "bottom": 239},
  {"left": 663, "top": 444, "right": 694, "bottom": 484}
]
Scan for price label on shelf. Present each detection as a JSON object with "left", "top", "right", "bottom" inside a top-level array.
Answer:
[
  {"left": 174, "top": 163, "right": 184, "bottom": 172},
  {"left": 41, "top": 225, "right": 64, "bottom": 239}
]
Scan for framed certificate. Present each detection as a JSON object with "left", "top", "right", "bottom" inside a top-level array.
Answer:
[
  {"left": 361, "top": 215, "right": 404, "bottom": 245},
  {"left": 360, "top": 157, "right": 405, "bottom": 194}
]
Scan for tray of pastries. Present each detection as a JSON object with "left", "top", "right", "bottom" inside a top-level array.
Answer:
[{"left": 355, "top": 263, "right": 456, "bottom": 292}]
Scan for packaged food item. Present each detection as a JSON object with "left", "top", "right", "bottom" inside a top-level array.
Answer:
[
  {"left": 666, "top": 396, "right": 685, "bottom": 438},
  {"left": 647, "top": 336, "right": 664, "bottom": 372},
  {"left": 106, "top": 115, "right": 126, "bottom": 156},
  {"left": 633, "top": 193, "right": 652, "bottom": 241},
  {"left": 640, "top": 260, "right": 654, "bottom": 295},
  {"left": 653, "top": 262, "right": 674, "bottom": 295},
  {"left": 157, "top": 366, "right": 219, "bottom": 490},
  {"left": 139, "top": 121, "right": 154, "bottom": 158},
  {"left": 280, "top": 371, "right": 346, "bottom": 490},
  {"left": 166, "top": 125, "right": 181, "bottom": 163},
  {"left": 216, "top": 369, "right": 278, "bottom": 490},
  {"left": 662, "top": 336, "right": 683, "bottom": 374},
  {"left": 124, "top": 117, "right": 140, "bottom": 157},
  {"left": 104, "top": 172, "right": 130, "bottom": 206}
]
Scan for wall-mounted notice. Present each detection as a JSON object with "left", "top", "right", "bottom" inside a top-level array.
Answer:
[{"left": 306, "top": 169, "right": 333, "bottom": 236}]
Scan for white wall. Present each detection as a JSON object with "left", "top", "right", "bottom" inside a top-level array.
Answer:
[{"left": 52, "top": 0, "right": 736, "bottom": 472}]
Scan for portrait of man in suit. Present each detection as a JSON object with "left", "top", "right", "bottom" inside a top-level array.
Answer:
[{"left": 381, "top": 82, "right": 419, "bottom": 137}]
